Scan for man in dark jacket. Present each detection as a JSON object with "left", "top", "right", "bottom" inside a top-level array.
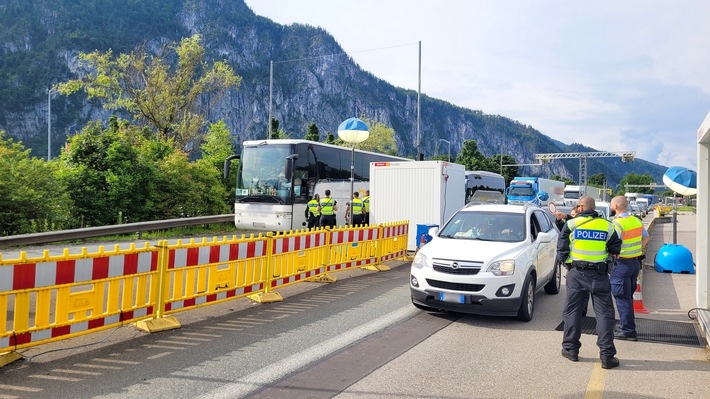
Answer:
[{"left": 558, "top": 196, "right": 622, "bottom": 369}]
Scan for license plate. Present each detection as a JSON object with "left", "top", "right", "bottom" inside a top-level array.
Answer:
[{"left": 438, "top": 292, "right": 465, "bottom": 304}]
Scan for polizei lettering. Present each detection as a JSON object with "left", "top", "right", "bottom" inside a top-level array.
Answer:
[{"left": 573, "top": 229, "right": 608, "bottom": 241}]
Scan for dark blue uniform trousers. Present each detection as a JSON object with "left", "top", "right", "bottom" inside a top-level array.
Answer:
[
  {"left": 563, "top": 267, "right": 617, "bottom": 358},
  {"left": 611, "top": 257, "right": 640, "bottom": 335}
]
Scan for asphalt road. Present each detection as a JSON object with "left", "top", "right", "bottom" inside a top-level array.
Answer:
[{"left": 3, "top": 215, "right": 710, "bottom": 399}]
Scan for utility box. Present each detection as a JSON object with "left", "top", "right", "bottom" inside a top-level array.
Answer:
[{"left": 370, "top": 160, "right": 466, "bottom": 251}]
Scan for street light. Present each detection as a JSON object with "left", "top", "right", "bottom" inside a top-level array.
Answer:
[
  {"left": 338, "top": 117, "right": 370, "bottom": 212},
  {"left": 439, "top": 139, "right": 450, "bottom": 162},
  {"left": 48, "top": 86, "right": 59, "bottom": 161}
]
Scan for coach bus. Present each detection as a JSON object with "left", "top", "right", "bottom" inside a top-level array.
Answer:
[
  {"left": 464, "top": 170, "right": 506, "bottom": 203},
  {"left": 224, "top": 139, "right": 411, "bottom": 231}
]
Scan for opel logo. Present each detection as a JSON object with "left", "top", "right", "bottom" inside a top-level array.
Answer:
[{"left": 451, "top": 262, "right": 459, "bottom": 269}]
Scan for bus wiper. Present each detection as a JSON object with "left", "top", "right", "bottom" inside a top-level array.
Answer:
[{"left": 236, "top": 196, "right": 283, "bottom": 204}]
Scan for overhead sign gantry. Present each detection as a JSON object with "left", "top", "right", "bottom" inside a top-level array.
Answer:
[{"left": 534, "top": 151, "right": 635, "bottom": 188}]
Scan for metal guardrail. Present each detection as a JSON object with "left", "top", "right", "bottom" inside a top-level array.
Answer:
[{"left": 0, "top": 214, "right": 235, "bottom": 247}]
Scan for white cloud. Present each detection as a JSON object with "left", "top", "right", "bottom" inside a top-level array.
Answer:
[{"left": 244, "top": 0, "right": 710, "bottom": 170}]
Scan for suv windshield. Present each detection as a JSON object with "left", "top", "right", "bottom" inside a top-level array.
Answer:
[{"left": 440, "top": 211, "right": 525, "bottom": 242}]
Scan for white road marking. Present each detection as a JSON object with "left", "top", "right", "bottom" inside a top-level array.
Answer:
[{"left": 196, "top": 305, "right": 418, "bottom": 399}]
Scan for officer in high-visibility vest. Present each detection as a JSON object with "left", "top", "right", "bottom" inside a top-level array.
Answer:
[
  {"left": 350, "top": 192, "right": 364, "bottom": 226},
  {"left": 557, "top": 196, "right": 622, "bottom": 369},
  {"left": 318, "top": 189, "right": 338, "bottom": 228},
  {"left": 305, "top": 194, "right": 321, "bottom": 229},
  {"left": 362, "top": 190, "right": 370, "bottom": 225},
  {"left": 610, "top": 196, "right": 650, "bottom": 342}
]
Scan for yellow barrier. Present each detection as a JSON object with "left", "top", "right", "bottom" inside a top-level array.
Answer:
[
  {"left": 1, "top": 221, "right": 409, "bottom": 362},
  {"left": 0, "top": 243, "right": 159, "bottom": 353}
]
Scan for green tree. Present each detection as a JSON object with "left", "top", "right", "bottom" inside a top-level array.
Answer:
[
  {"left": 588, "top": 173, "right": 606, "bottom": 187},
  {"left": 618, "top": 173, "right": 655, "bottom": 195},
  {"left": 455, "top": 140, "right": 492, "bottom": 171},
  {"left": 270, "top": 118, "right": 280, "bottom": 139},
  {"left": 201, "top": 120, "right": 236, "bottom": 173},
  {"left": 57, "top": 34, "right": 241, "bottom": 149},
  {"left": 201, "top": 120, "right": 238, "bottom": 204},
  {"left": 304, "top": 123, "right": 320, "bottom": 141},
  {"left": 325, "top": 131, "right": 336, "bottom": 144},
  {"left": 353, "top": 118, "right": 398, "bottom": 155},
  {"left": 0, "top": 131, "right": 71, "bottom": 235},
  {"left": 58, "top": 121, "right": 156, "bottom": 226}
]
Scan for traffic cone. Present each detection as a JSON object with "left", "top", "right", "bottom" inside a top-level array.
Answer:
[{"left": 633, "top": 274, "right": 649, "bottom": 314}]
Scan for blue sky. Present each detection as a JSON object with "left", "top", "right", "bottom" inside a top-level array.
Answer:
[{"left": 244, "top": 0, "right": 710, "bottom": 171}]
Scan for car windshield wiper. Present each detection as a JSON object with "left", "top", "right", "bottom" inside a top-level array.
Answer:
[{"left": 438, "top": 234, "right": 458, "bottom": 239}]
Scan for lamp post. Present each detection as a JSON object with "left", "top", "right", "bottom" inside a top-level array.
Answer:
[
  {"left": 47, "top": 86, "right": 58, "bottom": 161},
  {"left": 338, "top": 117, "right": 370, "bottom": 211},
  {"left": 439, "top": 139, "right": 450, "bottom": 162}
]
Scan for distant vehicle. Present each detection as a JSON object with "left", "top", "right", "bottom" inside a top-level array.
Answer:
[
  {"left": 595, "top": 201, "right": 612, "bottom": 220},
  {"left": 506, "top": 177, "right": 565, "bottom": 206},
  {"left": 635, "top": 198, "right": 649, "bottom": 216},
  {"left": 410, "top": 203, "right": 561, "bottom": 321},
  {"left": 465, "top": 171, "right": 506, "bottom": 204},
  {"left": 467, "top": 190, "right": 506, "bottom": 205},
  {"left": 625, "top": 192, "right": 641, "bottom": 203},
  {"left": 642, "top": 194, "right": 660, "bottom": 207},
  {"left": 563, "top": 185, "right": 602, "bottom": 207},
  {"left": 224, "top": 139, "right": 411, "bottom": 232},
  {"left": 628, "top": 204, "right": 643, "bottom": 219}
]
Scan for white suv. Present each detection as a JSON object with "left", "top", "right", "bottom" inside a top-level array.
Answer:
[{"left": 410, "top": 203, "right": 561, "bottom": 321}]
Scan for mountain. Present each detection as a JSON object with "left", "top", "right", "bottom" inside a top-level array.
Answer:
[{"left": 0, "top": 0, "right": 667, "bottom": 187}]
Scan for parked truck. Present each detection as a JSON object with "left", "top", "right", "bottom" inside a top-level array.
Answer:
[
  {"left": 505, "top": 177, "right": 565, "bottom": 206},
  {"left": 563, "top": 185, "right": 602, "bottom": 207},
  {"left": 370, "top": 160, "right": 466, "bottom": 251}
]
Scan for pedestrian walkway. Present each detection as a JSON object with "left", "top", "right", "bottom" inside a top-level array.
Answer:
[{"left": 642, "top": 212, "right": 709, "bottom": 343}]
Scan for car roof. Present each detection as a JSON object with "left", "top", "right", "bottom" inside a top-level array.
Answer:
[{"left": 460, "top": 204, "right": 532, "bottom": 214}]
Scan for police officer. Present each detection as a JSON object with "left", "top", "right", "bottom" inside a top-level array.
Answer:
[
  {"left": 305, "top": 194, "right": 321, "bottom": 229},
  {"left": 610, "top": 196, "right": 650, "bottom": 341},
  {"left": 362, "top": 190, "right": 370, "bottom": 225},
  {"left": 350, "top": 192, "right": 364, "bottom": 226},
  {"left": 318, "top": 189, "right": 337, "bottom": 228},
  {"left": 558, "top": 196, "right": 622, "bottom": 369}
]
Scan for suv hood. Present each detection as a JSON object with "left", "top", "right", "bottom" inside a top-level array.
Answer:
[{"left": 421, "top": 237, "right": 526, "bottom": 263}]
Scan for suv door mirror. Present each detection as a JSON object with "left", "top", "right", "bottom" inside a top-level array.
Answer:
[{"left": 536, "top": 231, "right": 553, "bottom": 244}]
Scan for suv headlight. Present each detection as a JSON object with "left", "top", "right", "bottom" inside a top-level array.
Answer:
[
  {"left": 412, "top": 252, "right": 430, "bottom": 269},
  {"left": 488, "top": 260, "right": 515, "bottom": 276}
]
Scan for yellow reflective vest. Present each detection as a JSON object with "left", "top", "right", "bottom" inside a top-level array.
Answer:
[
  {"left": 320, "top": 197, "right": 335, "bottom": 215},
  {"left": 307, "top": 199, "right": 320, "bottom": 217},
  {"left": 566, "top": 216, "right": 615, "bottom": 263},
  {"left": 352, "top": 198, "right": 363, "bottom": 215},
  {"left": 612, "top": 216, "right": 644, "bottom": 258},
  {"left": 363, "top": 195, "right": 370, "bottom": 213}
]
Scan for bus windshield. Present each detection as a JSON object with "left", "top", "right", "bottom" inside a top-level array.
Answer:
[{"left": 236, "top": 144, "right": 293, "bottom": 204}]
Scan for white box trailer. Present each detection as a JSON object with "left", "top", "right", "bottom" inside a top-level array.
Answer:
[
  {"left": 563, "top": 185, "right": 602, "bottom": 207},
  {"left": 370, "top": 160, "right": 466, "bottom": 251}
]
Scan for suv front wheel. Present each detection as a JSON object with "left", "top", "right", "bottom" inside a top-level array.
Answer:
[{"left": 516, "top": 275, "right": 535, "bottom": 321}]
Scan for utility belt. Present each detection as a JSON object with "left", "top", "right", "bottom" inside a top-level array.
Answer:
[{"left": 571, "top": 261, "right": 610, "bottom": 275}]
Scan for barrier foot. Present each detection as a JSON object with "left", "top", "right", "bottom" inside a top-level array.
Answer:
[
  {"left": 363, "top": 264, "right": 390, "bottom": 271},
  {"left": 308, "top": 274, "right": 337, "bottom": 283},
  {"left": 1, "top": 351, "right": 23, "bottom": 367},
  {"left": 134, "top": 316, "right": 181, "bottom": 333},
  {"left": 249, "top": 292, "right": 283, "bottom": 303}
]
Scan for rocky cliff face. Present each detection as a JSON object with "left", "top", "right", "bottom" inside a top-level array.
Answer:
[{"left": 0, "top": 0, "right": 664, "bottom": 185}]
